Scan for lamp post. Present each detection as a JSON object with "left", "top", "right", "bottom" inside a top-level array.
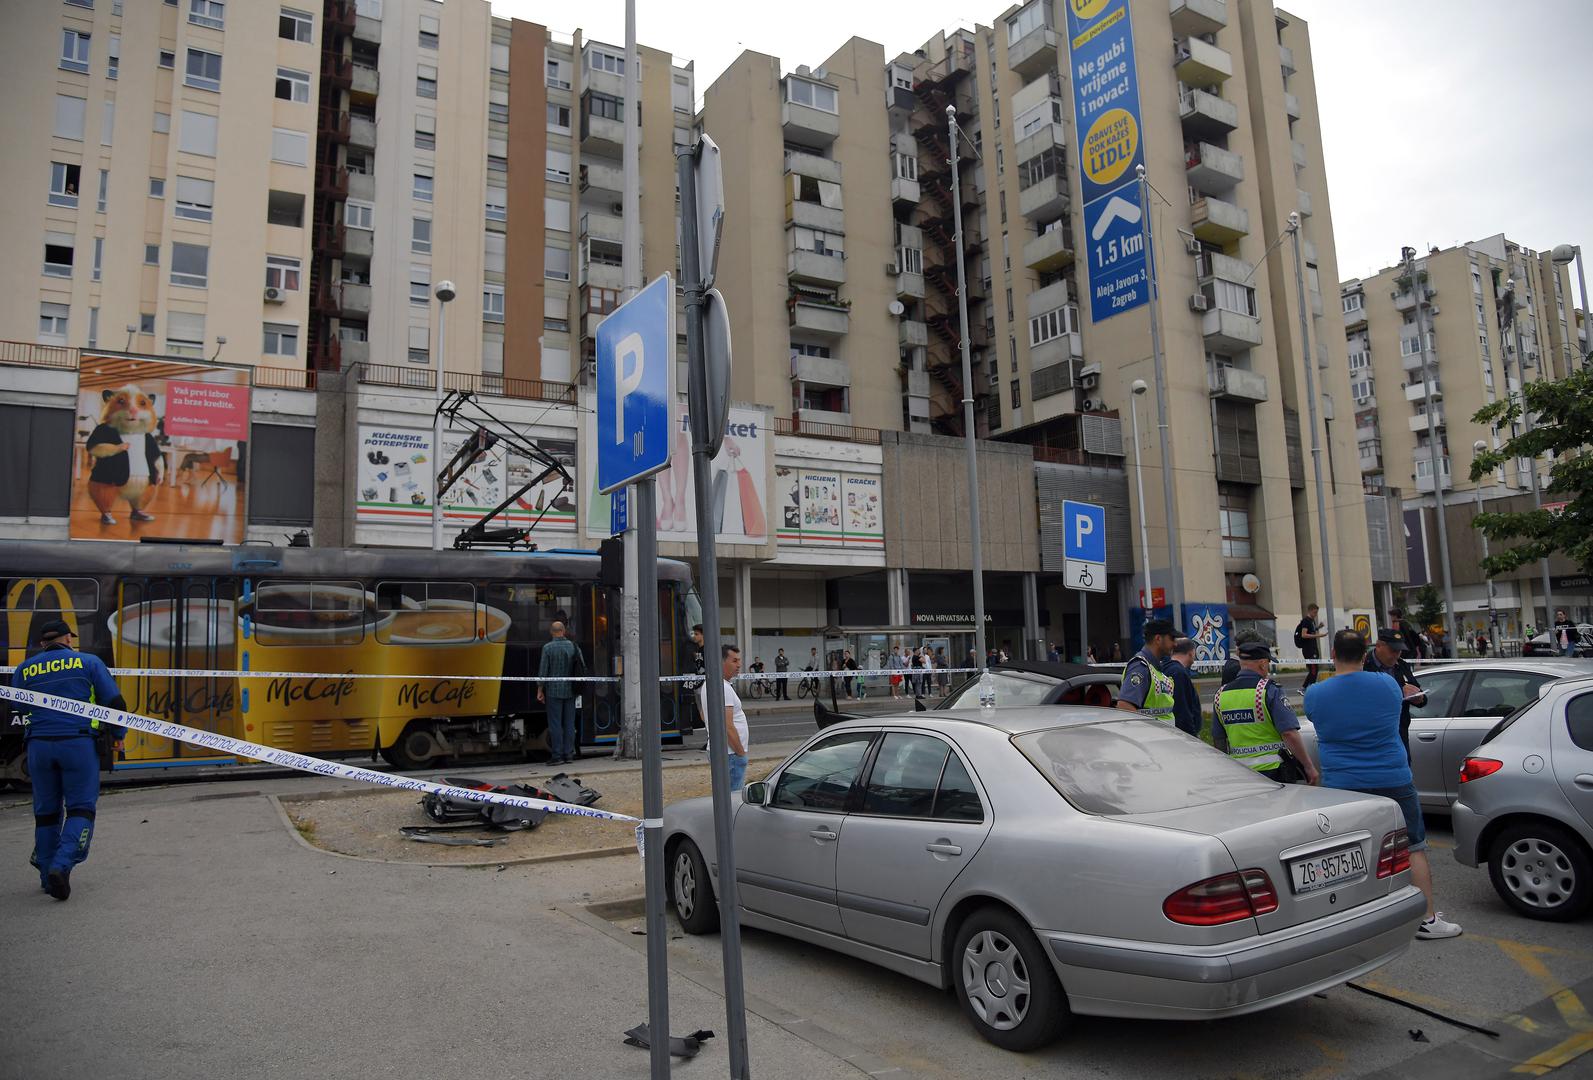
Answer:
[
  {"left": 1473, "top": 439, "right": 1498, "bottom": 655},
  {"left": 430, "top": 279, "right": 456, "bottom": 551},
  {"left": 1503, "top": 276, "right": 1554, "bottom": 626},
  {"left": 1404, "top": 246, "right": 1458, "bottom": 655},
  {"left": 1130, "top": 379, "right": 1155, "bottom": 617},
  {"left": 1287, "top": 212, "right": 1335, "bottom": 642},
  {"left": 948, "top": 105, "right": 987, "bottom": 667},
  {"left": 1551, "top": 244, "right": 1591, "bottom": 371},
  {"left": 1136, "top": 165, "right": 1183, "bottom": 626}
]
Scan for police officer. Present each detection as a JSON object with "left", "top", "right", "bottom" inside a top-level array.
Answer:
[
  {"left": 13, "top": 619, "right": 127, "bottom": 901},
  {"left": 1163, "top": 636, "right": 1203, "bottom": 736},
  {"left": 1213, "top": 639, "right": 1319, "bottom": 784},
  {"left": 1117, "top": 618, "right": 1178, "bottom": 723},
  {"left": 1365, "top": 627, "right": 1426, "bottom": 759}
]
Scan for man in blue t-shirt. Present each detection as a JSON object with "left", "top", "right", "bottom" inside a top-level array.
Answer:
[{"left": 1305, "top": 629, "right": 1460, "bottom": 941}]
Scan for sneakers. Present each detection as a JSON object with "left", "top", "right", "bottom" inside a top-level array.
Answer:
[
  {"left": 1416, "top": 912, "right": 1462, "bottom": 939},
  {"left": 45, "top": 869, "right": 71, "bottom": 902}
]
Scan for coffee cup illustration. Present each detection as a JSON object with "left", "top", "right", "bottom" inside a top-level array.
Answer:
[
  {"left": 376, "top": 598, "right": 511, "bottom": 721},
  {"left": 109, "top": 597, "right": 238, "bottom": 760}
]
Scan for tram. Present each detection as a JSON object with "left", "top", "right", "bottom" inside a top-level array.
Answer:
[{"left": 1, "top": 541, "right": 696, "bottom": 780}]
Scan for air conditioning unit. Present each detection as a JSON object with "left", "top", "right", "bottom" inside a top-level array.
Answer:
[
  {"left": 264, "top": 287, "right": 284, "bottom": 303},
  {"left": 1183, "top": 236, "right": 1202, "bottom": 255},
  {"left": 1080, "top": 397, "right": 1102, "bottom": 412},
  {"left": 1080, "top": 372, "right": 1100, "bottom": 390},
  {"left": 1188, "top": 294, "right": 1209, "bottom": 313},
  {"left": 886, "top": 261, "right": 900, "bottom": 275}
]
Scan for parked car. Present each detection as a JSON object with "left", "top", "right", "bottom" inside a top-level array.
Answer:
[
  {"left": 1523, "top": 624, "right": 1593, "bottom": 658},
  {"left": 1452, "top": 673, "right": 1593, "bottom": 921},
  {"left": 665, "top": 707, "right": 1426, "bottom": 1050},
  {"left": 815, "top": 661, "right": 1120, "bottom": 728}
]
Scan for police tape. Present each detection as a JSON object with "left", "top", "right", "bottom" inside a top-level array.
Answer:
[
  {"left": 0, "top": 665, "right": 986, "bottom": 683},
  {"left": 0, "top": 683, "right": 641, "bottom": 825}
]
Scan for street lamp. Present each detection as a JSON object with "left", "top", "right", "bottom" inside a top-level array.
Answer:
[
  {"left": 1130, "top": 378, "right": 1155, "bottom": 616},
  {"left": 1551, "top": 244, "right": 1591, "bottom": 370},
  {"left": 1473, "top": 438, "right": 1498, "bottom": 655},
  {"left": 431, "top": 279, "right": 456, "bottom": 551},
  {"left": 1503, "top": 276, "right": 1555, "bottom": 626}
]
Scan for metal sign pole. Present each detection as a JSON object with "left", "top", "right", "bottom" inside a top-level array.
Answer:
[{"left": 634, "top": 477, "right": 669, "bottom": 1080}]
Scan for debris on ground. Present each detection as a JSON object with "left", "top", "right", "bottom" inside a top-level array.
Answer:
[{"left": 622, "top": 1023, "right": 715, "bottom": 1058}]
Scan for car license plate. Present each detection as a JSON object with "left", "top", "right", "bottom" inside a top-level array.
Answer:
[{"left": 1289, "top": 845, "right": 1367, "bottom": 894}]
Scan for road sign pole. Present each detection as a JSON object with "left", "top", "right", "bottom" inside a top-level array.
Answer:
[
  {"left": 1079, "top": 589, "right": 1088, "bottom": 663},
  {"left": 634, "top": 476, "right": 670, "bottom": 1080},
  {"left": 678, "top": 141, "right": 751, "bottom": 1080}
]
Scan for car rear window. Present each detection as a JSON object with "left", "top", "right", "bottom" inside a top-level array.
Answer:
[
  {"left": 1014, "top": 720, "right": 1276, "bottom": 815},
  {"left": 943, "top": 670, "right": 1058, "bottom": 709}
]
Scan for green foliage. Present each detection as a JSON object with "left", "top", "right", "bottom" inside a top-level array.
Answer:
[
  {"left": 1470, "top": 366, "right": 1593, "bottom": 576},
  {"left": 1412, "top": 583, "right": 1445, "bottom": 633}
]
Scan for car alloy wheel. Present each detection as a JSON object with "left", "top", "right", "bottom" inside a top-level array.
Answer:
[
  {"left": 673, "top": 850, "right": 698, "bottom": 920},
  {"left": 962, "top": 930, "right": 1031, "bottom": 1031},
  {"left": 668, "top": 838, "right": 720, "bottom": 934},
  {"left": 1489, "top": 822, "right": 1593, "bottom": 922},
  {"left": 1500, "top": 837, "right": 1577, "bottom": 910},
  {"left": 951, "top": 907, "right": 1069, "bottom": 1051}
]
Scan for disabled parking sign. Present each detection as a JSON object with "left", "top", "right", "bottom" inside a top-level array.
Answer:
[{"left": 1063, "top": 500, "right": 1106, "bottom": 594}]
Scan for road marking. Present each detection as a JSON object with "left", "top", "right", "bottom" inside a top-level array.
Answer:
[
  {"left": 1511, "top": 1030, "right": 1593, "bottom": 1075},
  {"left": 1357, "top": 977, "right": 1490, "bottom": 1023}
]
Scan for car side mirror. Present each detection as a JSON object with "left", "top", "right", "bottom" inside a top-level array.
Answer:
[{"left": 742, "top": 780, "right": 770, "bottom": 806}]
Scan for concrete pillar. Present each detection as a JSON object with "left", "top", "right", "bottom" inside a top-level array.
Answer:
[
  {"left": 735, "top": 561, "right": 754, "bottom": 659},
  {"left": 886, "top": 568, "right": 911, "bottom": 640},
  {"left": 312, "top": 370, "right": 357, "bottom": 547},
  {"left": 1022, "top": 572, "right": 1041, "bottom": 659}
]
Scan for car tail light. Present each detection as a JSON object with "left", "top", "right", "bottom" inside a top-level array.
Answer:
[
  {"left": 1460, "top": 757, "right": 1504, "bottom": 784},
  {"left": 1376, "top": 829, "right": 1411, "bottom": 879},
  {"left": 1164, "top": 868, "right": 1278, "bottom": 925}
]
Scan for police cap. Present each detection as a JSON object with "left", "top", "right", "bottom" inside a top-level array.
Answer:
[
  {"left": 1376, "top": 628, "right": 1407, "bottom": 651},
  {"left": 37, "top": 619, "right": 74, "bottom": 643},
  {"left": 1237, "top": 639, "right": 1273, "bottom": 660}
]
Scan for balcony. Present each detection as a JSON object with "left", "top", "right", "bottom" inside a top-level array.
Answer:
[
  {"left": 795, "top": 406, "right": 852, "bottom": 428},
  {"left": 1031, "top": 331, "right": 1083, "bottom": 370},
  {"left": 1209, "top": 366, "right": 1269, "bottom": 403},
  {"left": 896, "top": 271, "right": 925, "bottom": 300},
  {"left": 1279, "top": 43, "right": 1296, "bottom": 76},
  {"left": 788, "top": 249, "right": 846, "bottom": 286},
  {"left": 1291, "top": 140, "right": 1307, "bottom": 169},
  {"left": 1024, "top": 226, "right": 1075, "bottom": 271},
  {"left": 339, "top": 282, "right": 372, "bottom": 316},
  {"left": 584, "top": 65, "right": 624, "bottom": 100},
  {"left": 1202, "top": 307, "right": 1262, "bottom": 351},
  {"left": 350, "top": 114, "right": 376, "bottom": 150},
  {"left": 1284, "top": 91, "right": 1301, "bottom": 120},
  {"left": 1297, "top": 188, "right": 1312, "bottom": 217},
  {"left": 352, "top": 63, "right": 379, "bottom": 99},
  {"left": 1190, "top": 195, "right": 1249, "bottom": 243},
  {"left": 1027, "top": 278, "right": 1071, "bottom": 318},
  {"left": 345, "top": 227, "right": 373, "bottom": 259},
  {"left": 1392, "top": 283, "right": 1434, "bottom": 311},
  {"left": 581, "top": 113, "right": 624, "bottom": 156},
  {"left": 1178, "top": 88, "right": 1239, "bottom": 138},
  {"left": 1403, "top": 379, "right": 1442, "bottom": 403},
  {"left": 1401, "top": 342, "right": 1434, "bottom": 372},
  {"left": 1031, "top": 358, "right": 1077, "bottom": 400},
  {"left": 1019, "top": 173, "right": 1069, "bottom": 220},
  {"left": 340, "top": 338, "right": 370, "bottom": 366},
  {"left": 1170, "top": 0, "right": 1227, "bottom": 35},
  {"left": 1414, "top": 458, "right": 1452, "bottom": 493},
  {"left": 903, "top": 369, "right": 930, "bottom": 399},
  {"left": 1007, "top": 25, "right": 1061, "bottom": 81},
  {"left": 1408, "top": 409, "right": 1445, "bottom": 433},
  {"left": 580, "top": 211, "right": 624, "bottom": 243},
  {"left": 782, "top": 101, "right": 840, "bottom": 147},
  {"left": 1185, "top": 142, "right": 1243, "bottom": 191},
  {"left": 1358, "top": 444, "right": 1382, "bottom": 471},
  {"left": 347, "top": 170, "right": 375, "bottom": 202},
  {"left": 354, "top": 14, "right": 381, "bottom": 43},
  {"left": 1198, "top": 250, "right": 1252, "bottom": 283},
  {"left": 790, "top": 299, "right": 851, "bottom": 339},
  {"left": 582, "top": 260, "right": 623, "bottom": 291},
  {"left": 1015, "top": 124, "right": 1065, "bottom": 168},
  {"left": 1174, "top": 37, "right": 1233, "bottom": 85},
  {"left": 785, "top": 150, "right": 842, "bottom": 185},
  {"left": 580, "top": 161, "right": 623, "bottom": 202},
  {"left": 897, "top": 319, "right": 928, "bottom": 348},
  {"left": 787, "top": 198, "right": 845, "bottom": 235},
  {"left": 892, "top": 176, "right": 920, "bottom": 204}
]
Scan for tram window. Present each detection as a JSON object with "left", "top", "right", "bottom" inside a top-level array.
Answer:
[
  {"left": 374, "top": 581, "right": 482, "bottom": 644},
  {"left": 5, "top": 577, "right": 100, "bottom": 613},
  {"left": 252, "top": 580, "right": 369, "bottom": 646}
]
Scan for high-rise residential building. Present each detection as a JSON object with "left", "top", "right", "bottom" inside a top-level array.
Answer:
[{"left": 1341, "top": 233, "right": 1587, "bottom": 630}]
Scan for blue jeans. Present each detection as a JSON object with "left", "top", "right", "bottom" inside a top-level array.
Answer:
[
  {"left": 545, "top": 696, "right": 578, "bottom": 761},
  {"left": 1349, "top": 782, "right": 1428, "bottom": 853},
  {"left": 727, "top": 753, "right": 748, "bottom": 792},
  {"left": 29, "top": 737, "right": 101, "bottom": 883}
]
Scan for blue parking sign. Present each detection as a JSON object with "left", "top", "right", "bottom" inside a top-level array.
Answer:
[
  {"left": 1063, "top": 500, "right": 1106, "bottom": 563},
  {"left": 597, "top": 274, "right": 675, "bottom": 494}
]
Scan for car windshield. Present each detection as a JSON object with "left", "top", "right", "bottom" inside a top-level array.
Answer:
[
  {"left": 1479, "top": 679, "right": 1571, "bottom": 744},
  {"left": 942, "top": 670, "right": 1059, "bottom": 709},
  {"left": 1014, "top": 720, "right": 1276, "bottom": 815}
]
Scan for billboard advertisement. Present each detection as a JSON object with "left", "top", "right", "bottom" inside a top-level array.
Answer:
[
  {"left": 70, "top": 359, "right": 251, "bottom": 543},
  {"left": 776, "top": 467, "right": 883, "bottom": 549},
  {"left": 1066, "top": 0, "right": 1150, "bottom": 323}
]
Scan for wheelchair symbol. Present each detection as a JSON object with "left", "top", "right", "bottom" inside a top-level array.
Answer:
[{"left": 1077, "top": 565, "right": 1093, "bottom": 588}]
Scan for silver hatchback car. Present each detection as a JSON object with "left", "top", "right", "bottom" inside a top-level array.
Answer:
[
  {"left": 664, "top": 707, "right": 1426, "bottom": 1050},
  {"left": 1452, "top": 673, "right": 1593, "bottom": 921}
]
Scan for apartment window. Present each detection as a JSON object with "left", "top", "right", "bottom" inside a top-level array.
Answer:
[
  {"left": 66, "top": 0, "right": 95, "bottom": 8},
  {"left": 785, "top": 77, "right": 838, "bottom": 113},
  {"left": 1400, "top": 332, "right": 1434, "bottom": 357},
  {"left": 180, "top": 110, "right": 219, "bottom": 156},
  {"left": 1010, "top": 380, "right": 1022, "bottom": 409},
  {"left": 271, "top": 128, "right": 308, "bottom": 166},
  {"left": 487, "top": 153, "right": 508, "bottom": 173},
  {"left": 154, "top": 112, "right": 171, "bottom": 133},
  {"left": 170, "top": 242, "right": 209, "bottom": 287},
  {"left": 55, "top": 95, "right": 87, "bottom": 141},
  {"left": 280, "top": 8, "right": 313, "bottom": 42},
  {"left": 413, "top": 172, "right": 433, "bottom": 201},
  {"left": 414, "top": 113, "right": 435, "bottom": 150},
  {"left": 39, "top": 303, "right": 70, "bottom": 345},
  {"left": 139, "top": 313, "right": 155, "bottom": 334},
  {"left": 586, "top": 91, "right": 623, "bottom": 123},
  {"left": 545, "top": 103, "right": 569, "bottom": 131},
  {"left": 588, "top": 287, "right": 620, "bottom": 315},
  {"left": 276, "top": 66, "right": 311, "bottom": 102},
  {"left": 1347, "top": 349, "right": 1370, "bottom": 372},
  {"left": 92, "top": 236, "right": 103, "bottom": 279},
  {"left": 894, "top": 152, "right": 917, "bottom": 182},
  {"left": 61, "top": 29, "right": 91, "bottom": 73},
  {"left": 88, "top": 307, "right": 99, "bottom": 347},
  {"left": 672, "top": 72, "right": 693, "bottom": 113},
  {"left": 263, "top": 322, "right": 299, "bottom": 357},
  {"left": 483, "top": 285, "right": 505, "bottom": 323},
  {"left": 546, "top": 58, "right": 570, "bottom": 90},
  {"left": 48, "top": 163, "right": 80, "bottom": 207},
  {"left": 587, "top": 48, "right": 624, "bottom": 75},
  {"left": 1350, "top": 378, "right": 1372, "bottom": 401},
  {"left": 1028, "top": 305, "right": 1077, "bottom": 346},
  {"left": 344, "top": 199, "right": 373, "bottom": 229},
  {"left": 409, "top": 265, "right": 431, "bottom": 304},
  {"left": 411, "top": 217, "right": 431, "bottom": 253},
  {"left": 266, "top": 189, "right": 304, "bottom": 227},
  {"left": 107, "top": 35, "right": 119, "bottom": 78},
  {"left": 1203, "top": 279, "right": 1258, "bottom": 317},
  {"left": 1006, "top": 0, "right": 1048, "bottom": 44},
  {"left": 546, "top": 149, "right": 571, "bottom": 184},
  {"left": 1018, "top": 149, "right": 1060, "bottom": 189},
  {"left": 148, "top": 177, "right": 165, "bottom": 198},
  {"left": 417, "top": 65, "right": 437, "bottom": 100},
  {"left": 791, "top": 227, "right": 843, "bottom": 256},
  {"left": 144, "top": 244, "right": 159, "bottom": 265},
  {"left": 484, "top": 231, "right": 505, "bottom": 273},
  {"left": 545, "top": 245, "right": 570, "bottom": 281},
  {"left": 1218, "top": 487, "right": 1253, "bottom": 558},
  {"left": 159, "top": 49, "right": 175, "bottom": 69},
  {"left": 999, "top": 190, "right": 1007, "bottom": 224},
  {"left": 407, "top": 325, "right": 429, "bottom": 364},
  {"left": 265, "top": 255, "right": 301, "bottom": 291},
  {"left": 165, "top": 311, "right": 205, "bottom": 357},
  {"left": 1341, "top": 293, "right": 1363, "bottom": 314},
  {"left": 490, "top": 42, "right": 509, "bottom": 73},
  {"left": 44, "top": 234, "right": 75, "bottom": 278},
  {"left": 484, "top": 187, "right": 507, "bottom": 223},
  {"left": 418, "top": 16, "right": 439, "bottom": 50},
  {"left": 674, "top": 125, "right": 691, "bottom": 150},
  {"left": 897, "top": 246, "right": 922, "bottom": 275},
  {"left": 356, "top": 0, "right": 381, "bottom": 16},
  {"left": 791, "top": 342, "right": 831, "bottom": 359},
  {"left": 170, "top": 176, "right": 214, "bottom": 222},
  {"left": 189, "top": 0, "right": 225, "bottom": 29},
  {"left": 185, "top": 48, "right": 222, "bottom": 92}
]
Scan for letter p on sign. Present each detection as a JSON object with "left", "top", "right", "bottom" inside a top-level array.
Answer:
[
  {"left": 1075, "top": 514, "right": 1093, "bottom": 550},
  {"left": 613, "top": 332, "right": 644, "bottom": 446}
]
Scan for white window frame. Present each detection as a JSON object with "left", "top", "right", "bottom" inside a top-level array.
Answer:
[
  {"left": 586, "top": 47, "right": 624, "bottom": 75},
  {"left": 894, "top": 152, "right": 917, "bottom": 181},
  {"left": 108, "top": 34, "right": 119, "bottom": 78},
  {"left": 265, "top": 254, "right": 301, "bottom": 291},
  {"left": 546, "top": 58, "right": 570, "bottom": 90},
  {"left": 417, "top": 64, "right": 438, "bottom": 100},
  {"left": 411, "top": 217, "right": 431, "bottom": 254},
  {"left": 413, "top": 172, "right": 433, "bottom": 202},
  {"left": 276, "top": 66, "right": 311, "bottom": 103},
  {"left": 44, "top": 233, "right": 75, "bottom": 278},
  {"left": 546, "top": 103, "right": 570, "bottom": 133},
  {"left": 345, "top": 199, "right": 374, "bottom": 229},
  {"left": 165, "top": 312, "right": 206, "bottom": 357},
  {"left": 1341, "top": 293, "right": 1363, "bottom": 314},
  {"left": 545, "top": 245, "right": 570, "bottom": 282},
  {"left": 546, "top": 150, "right": 571, "bottom": 184},
  {"left": 39, "top": 303, "right": 70, "bottom": 345},
  {"left": 170, "top": 242, "right": 210, "bottom": 288},
  {"left": 280, "top": 7, "right": 313, "bottom": 42},
  {"left": 148, "top": 176, "right": 165, "bottom": 198},
  {"left": 785, "top": 77, "right": 838, "bottom": 114},
  {"left": 484, "top": 188, "right": 507, "bottom": 223},
  {"left": 55, "top": 94, "right": 87, "bottom": 141},
  {"left": 92, "top": 236, "right": 104, "bottom": 280},
  {"left": 189, "top": 0, "right": 225, "bottom": 30},
  {"left": 179, "top": 110, "right": 219, "bottom": 156},
  {"left": 409, "top": 265, "right": 430, "bottom": 304},
  {"left": 185, "top": 47, "right": 222, "bottom": 92},
  {"left": 1006, "top": 0, "right": 1047, "bottom": 45},
  {"left": 61, "top": 29, "right": 91, "bottom": 73},
  {"left": 271, "top": 127, "right": 309, "bottom": 166},
  {"left": 896, "top": 246, "right": 922, "bottom": 275},
  {"left": 48, "top": 162, "right": 80, "bottom": 208},
  {"left": 482, "top": 285, "right": 505, "bottom": 323},
  {"left": 174, "top": 175, "right": 214, "bottom": 221},
  {"left": 414, "top": 113, "right": 436, "bottom": 151},
  {"left": 263, "top": 321, "right": 299, "bottom": 358}
]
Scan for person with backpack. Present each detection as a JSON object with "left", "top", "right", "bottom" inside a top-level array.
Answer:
[{"left": 1295, "top": 603, "right": 1325, "bottom": 688}]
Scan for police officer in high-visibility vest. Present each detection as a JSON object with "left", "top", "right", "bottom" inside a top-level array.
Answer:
[
  {"left": 13, "top": 619, "right": 127, "bottom": 901},
  {"left": 1213, "top": 639, "right": 1319, "bottom": 785},
  {"left": 1117, "top": 618, "right": 1178, "bottom": 723}
]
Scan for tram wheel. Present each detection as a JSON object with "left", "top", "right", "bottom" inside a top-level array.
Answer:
[{"left": 386, "top": 725, "right": 441, "bottom": 772}]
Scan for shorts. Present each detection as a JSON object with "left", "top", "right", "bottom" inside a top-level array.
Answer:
[{"left": 1350, "top": 782, "right": 1427, "bottom": 853}]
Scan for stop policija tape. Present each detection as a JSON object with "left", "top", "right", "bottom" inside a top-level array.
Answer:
[
  {"left": 0, "top": 666, "right": 987, "bottom": 683},
  {"left": 0, "top": 684, "right": 639, "bottom": 825}
]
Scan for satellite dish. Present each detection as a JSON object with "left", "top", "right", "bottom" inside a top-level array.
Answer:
[
  {"left": 888, "top": 300, "right": 905, "bottom": 316},
  {"left": 1241, "top": 573, "right": 1261, "bottom": 595}
]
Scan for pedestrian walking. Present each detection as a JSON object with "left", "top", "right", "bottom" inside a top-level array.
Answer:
[
  {"left": 1307, "top": 630, "right": 1462, "bottom": 939},
  {"left": 843, "top": 650, "right": 860, "bottom": 699},
  {"left": 1109, "top": 642, "right": 1123, "bottom": 663},
  {"left": 536, "top": 620, "right": 586, "bottom": 765},
  {"left": 1364, "top": 628, "right": 1426, "bottom": 760},
  {"left": 1389, "top": 607, "right": 1425, "bottom": 659},
  {"left": 1047, "top": 641, "right": 1061, "bottom": 663},
  {"left": 699, "top": 645, "right": 750, "bottom": 791},
  {"left": 773, "top": 648, "right": 791, "bottom": 700},
  {"left": 1163, "top": 636, "right": 1203, "bottom": 737},
  {"left": 1555, "top": 610, "right": 1577, "bottom": 657},
  {"left": 936, "top": 647, "right": 950, "bottom": 693},
  {"left": 13, "top": 620, "right": 127, "bottom": 901},
  {"left": 887, "top": 646, "right": 907, "bottom": 698},
  {"left": 1212, "top": 639, "right": 1318, "bottom": 784},
  {"left": 1296, "top": 603, "right": 1325, "bottom": 688},
  {"left": 1117, "top": 619, "right": 1178, "bottom": 723}
]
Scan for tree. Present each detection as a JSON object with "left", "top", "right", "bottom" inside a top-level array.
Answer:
[
  {"left": 1411, "top": 583, "right": 1445, "bottom": 636},
  {"left": 1470, "top": 365, "right": 1593, "bottom": 576}
]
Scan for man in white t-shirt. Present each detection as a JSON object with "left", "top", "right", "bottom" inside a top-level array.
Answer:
[{"left": 699, "top": 644, "right": 750, "bottom": 791}]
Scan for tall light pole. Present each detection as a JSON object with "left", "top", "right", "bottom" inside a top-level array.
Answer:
[
  {"left": 617, "top": 0, "right": 643, "bottom": 765},
  {"left": 1473, "top": 438, "right": 1498, "bottom": 654},
  {"left": 430, "top": 279, "right": 456, "bottom": 551},
  {"left": 1503, "top": 276, "right": 1555, "bottom": 627},
  {"left": 1288, "top": 212, "right": 1334, "bottom": 641},
  {"left": 1404, "top": 247, "right": 1458, "bottom": 654},
  {"left": 1130, "top": 379, "right": 1155, "bottom": 616},
  {"left": 1551, "top": 244, "right": 1591, "bottom": 371},
  {"left": 947, "top": 105, "right": 986, "bottom": 666},
  {"left": 1136, "top": 165, "right": 1183, "bottom": 625}
]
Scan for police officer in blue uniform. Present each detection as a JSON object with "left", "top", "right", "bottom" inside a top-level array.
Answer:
[{"left": 14, "top": 619, "right": 126, "bottom": 901}]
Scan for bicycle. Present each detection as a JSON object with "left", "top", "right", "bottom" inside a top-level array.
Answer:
[{"left": 797, "top": 669, "right": 819, "bottom": 699}]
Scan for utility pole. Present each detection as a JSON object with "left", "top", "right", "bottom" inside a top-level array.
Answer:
[
  {"left": 1404, "top": 247, "right": 1458, "bottom": 653},
  {"left": 1473, "top": 440, "right": 1498, "bottom": 655},
  {"left": 947, "top": 106, "right": 986, "bottom": 667},
  {"left": 616, "top": 0, "right": 643, "bottom": 761},
  {"left": 1289, "top": 213, "right": 1335, "bottom": 641},
  {"left": 1136, "top": 165, "right": 1183, "bottom": 626},
  {"left": 1504, "top": 276, "right": 1556, "bottom": 626},
  {"left": 430, "top": 281, "right": 455, "bottom": 551}
]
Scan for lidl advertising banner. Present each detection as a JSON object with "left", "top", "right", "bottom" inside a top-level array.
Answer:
[{"left": 1067, "top": 0, "right": 1150, "bottom": 323}]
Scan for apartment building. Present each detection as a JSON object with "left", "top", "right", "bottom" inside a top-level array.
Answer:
[{"left": 1342, "top": 233, "right": 1587, "bottom": 629}]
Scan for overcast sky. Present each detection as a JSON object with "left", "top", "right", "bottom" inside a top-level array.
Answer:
[{"left": 493, "top": 0, "right": 1593, "bottom": 291}]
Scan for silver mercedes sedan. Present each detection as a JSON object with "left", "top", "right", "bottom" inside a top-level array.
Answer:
[{"left": 663, "top": 707, "right": 1426, "bottom": 1051}]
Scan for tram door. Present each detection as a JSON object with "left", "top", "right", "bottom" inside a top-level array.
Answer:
[{"left": 114, "top": 577, "right": 239, "bottom": 763}]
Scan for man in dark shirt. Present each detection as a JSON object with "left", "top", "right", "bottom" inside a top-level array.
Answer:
[
  {"left": 1162, "top": 636, "right": 1203, "bottom": 736},
  {"left": 1364, "top": 627, "right": 1426, "bottom": 758},
  {"left": 1295, "top": 604, "right": 1325, "bottom": 688}
]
